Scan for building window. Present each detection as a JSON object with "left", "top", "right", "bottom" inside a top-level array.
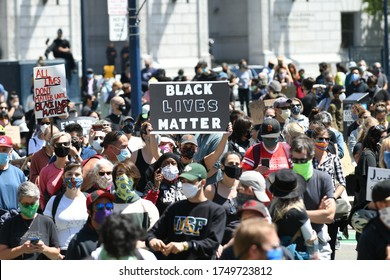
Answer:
[{"left": 341, "top": 12, "right": 355, "bottom": 48}]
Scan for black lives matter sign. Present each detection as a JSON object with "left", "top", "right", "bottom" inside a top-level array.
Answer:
[{"left": 149, "top": 81, "right": 229, "bottom": 133}]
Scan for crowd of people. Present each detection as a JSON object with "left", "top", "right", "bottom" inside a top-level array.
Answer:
[{"left": 0, "top": 55, "right": 389, "bottom": 261}]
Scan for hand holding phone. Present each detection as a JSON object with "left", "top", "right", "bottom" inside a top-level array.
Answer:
[
  {"left": 30, "top": 237, "right": 40, "bottom": 245},
  {"left": 261, "top": 158, "right": 270, "bottom": 168}
]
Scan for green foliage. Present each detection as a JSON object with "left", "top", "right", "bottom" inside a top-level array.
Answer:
[{"left": 363, "top": 0, "right": 389, "bottom": 16}]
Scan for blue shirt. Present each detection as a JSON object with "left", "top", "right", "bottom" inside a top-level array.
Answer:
[{"left": 0, "top": 164, "right": 27, "bottom": 210}]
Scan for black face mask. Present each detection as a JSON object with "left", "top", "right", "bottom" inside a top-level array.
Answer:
[
  {"left": 181, "top": 147, "right": 196, "bottom": 159},
  {"left": 236, "top": 193, "right": 256, "bottom": 207},
  {"left": 54, "top": 146, "right": 70, "bottom": 158},
  {"left": 91, "top": 100, "right": 99, "bottom": 111},
  {"left": 224, "top": 165, "right": 242, "bottom": 179},
  {"left": 122, "top": 123, "right": 134, "bottom": 134},
  {"left": 72, "top": 141, "right": 82, "bottom": 151},
  {"left": 118, "top": 105, "right": 127, "bottom": 114}
]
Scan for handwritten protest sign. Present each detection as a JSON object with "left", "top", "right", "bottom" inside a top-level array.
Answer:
[
  {"left": 57, "top": 116, "right": 97, "bottom": 136},
  {"left": 33, "top": 64, "right": 68, "bottom": 119},
  {"left": 149, "top": 81, "right": 230, "bottom": 134},
  {"left": 366, "top": 167, "right": 390, "bottom": 201}
]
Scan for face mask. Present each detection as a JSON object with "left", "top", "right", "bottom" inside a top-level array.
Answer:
[
  {"left": 116, "top": 148, "right": 130, "bottom": 162},
  {"left": 280, "top": 109, "right": 291, "bottom": 120},
  {"left": 72, "top": 140, "right": 82, "bottom": 150},
  {"left": 94, "top": 209, "right": 112, "bottom": 224},
  {"left": 115, "top": 174, "right": 136, "bottom": 202},
  {"left": 54, "top": 146, "right": 70, "bottom": 158},
  {"left": 92, "top": 139, "right": 103, "bottom": 151},
  {"left": 384, "top": 151, "right": 390, "bottom": 169},
  {"left": 263, "top": 138, "right": 278, "bottom": 149},
  {"left": 236, "top": 192, "right": 256, "bottom": 207},
  {"left": 181, "top": 147, "right": 196, "bottom": 159},
  {"left": 266, "top": 247, "right": 284, "bottom": 260},
  {"left": 278, "top": 73, "right": 286, "bottom": 79},
  {"left": 40, "top": 124, "right": 49, "bottom": 134},
  {"left": 96, "top": 174, "right": 112, "bottom": 190},
  {"left": 293, "top": 160, "right": 314, "bottom": 181},
  {"left": 180, "top": 182, "right": 200, "bottom": 199},
  {"left": 122, "top": 123, "right": 134, "bottom": 134},
  {"left": 87, "top": 73, "right": 93, "bottom": 79},
  {"left": 0, "top": 152, "right": 9, "bottom": 166},
  {"left": 352, "top": 114, "right": 359, "bottom": 121},
  {"left": 159, "top": 144, "right": 173, "bottom": 154},
  {"left": 118, "top": 105, "right": 127, "bottom": 114},
  {"left": 224, "top": 165, "right": 242, "bottom": 179},
  {"left": 378, "top": 206, "right": 390, "bottom": 228},
  {"left": 19, "top": 201, "right": 39, "bottom": 219},
  {"left": 315, "top": 140, "right": 329, "bottom": 151},
  {"left": 291, "top": 106, "right": 300, "bottom": 116},
  {"left": 161, "top": 165, "right": 179, "bottom": 181},
  {"left": 359, "top": 66, "right": 366, "bottom": 72},
  {"left": 351, "top": 73, "right": 360, "bottom": 82},
  {"left": 64, "top": 177, "right": 83, "bottom": 190}
]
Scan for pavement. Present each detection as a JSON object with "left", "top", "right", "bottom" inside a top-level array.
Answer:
[{"left": 335, "top": 227, "right": 358, "bottom": 260}]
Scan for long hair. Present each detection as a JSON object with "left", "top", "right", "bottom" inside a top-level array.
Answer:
[
  {"left": 363, "top": 125, "right": 386, "bottom": 153},
  {"left": 268, "top": 196, "right": 306, "bottom": 222}
]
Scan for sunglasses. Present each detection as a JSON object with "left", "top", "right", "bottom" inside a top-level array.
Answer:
[
  {"left": 40, "top": 122, "right": 51, "bottom": 126},
  {"left": 55, "top": 142, "right": 70, "bottom": 148},
  {"left": 0, "top": 107, "right": 8, "bottom": 110},
  {"left": 278, "top": 106, "right": 290, "bottom": 110},
  {"left": 20, "top": 201, "right": 37, "bottom": 207},
  {"left": 94, "top": 136, "right": 104, "bottom": 141},
  {"left": 95, "top": 202, "right": 114, "bottom": 211},
  {"left": 98, "top": 171, "right": 112, "bottom": 176},
  {"left": 291, "top": 104, "right": 301, "bottom": 107},
  {"left": 291, "top": 157, "right": 311, "bottom": 164},
  {"left": 317, "top": 137, "right": 330, "bottom": 142}
]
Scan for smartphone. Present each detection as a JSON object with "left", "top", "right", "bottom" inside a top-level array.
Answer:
[
  {"left": 92, "top": 124, "right": 103, "bottom": 131},
  {"left": 261, "top": 158, "right": 270, "bottom": 168},
  {"left": 30, "top": 237, "right": 40, "bottom": 245}
]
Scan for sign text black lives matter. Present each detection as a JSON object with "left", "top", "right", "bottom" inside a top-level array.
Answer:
[{"left": 149, "top": 81, "right": 230, "bottom": 133}]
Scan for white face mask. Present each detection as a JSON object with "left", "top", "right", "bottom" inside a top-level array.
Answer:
[
  {"left": 179, "top": 181, "right": 200, "bottom": 199},
  {"left": 40, "top": 124, "right": 49, "bottom": 134},
  {"left": 281, "top": 109, "right": 291, "bottom": 120},
  {"left": 161, "top": 165, "right": 179, "bottom": 181},
  {"left": 92, "top": 139, "right": 103, "bottom": 151},
  {"left": 96, "top": 174, "right": 112, "bottom": 190},
  {"left": 379, "top": 205, "right": 390, "bottom": 229}
]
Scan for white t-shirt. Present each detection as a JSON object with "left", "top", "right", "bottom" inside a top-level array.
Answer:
[{"left": 44, "top": 193, "right": 88, "bottom": 250}]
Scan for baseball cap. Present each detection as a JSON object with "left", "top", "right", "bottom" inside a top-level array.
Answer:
[
  {"left": 87, "top": 68, "right": 94, "bottom": 74},
  {"left": 273, "top": 97, "right": 292, "bottom": 108},
  {"left": 86, "top": 190, "right": 115, "bottom": 210},
  {"left": 237, "top": 200, "right": 271, "bottom": 219},
  {"left": 0, "top": 135, "right": 13, "bottom": 148},
  {"left": 180, "top": 134, "right": 198, "bottom": 146},
  {"left": 239, "top": 171, "right": 269, "bottom": 203},
  {"left": 268, "top": 80, "right": 282, "bottom": 93},
  {"left": 371, "top": 180, "right": 390, "bottom": 202},
  {"left": 260, "top": 118, "right": 281, "bottom": 138},
  {"left": 142, "top": 104, "right": 150, "bottom": 119},
  {"left": 179, "top": 163, "right": 207, "bottom": 181},
  {"left": 348, "top": 61, "right": 357, "bottom": 69}
]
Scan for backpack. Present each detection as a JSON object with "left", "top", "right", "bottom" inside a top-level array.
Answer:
[{"left": 252, "top": 142, "right": 292, "bottom": 169}]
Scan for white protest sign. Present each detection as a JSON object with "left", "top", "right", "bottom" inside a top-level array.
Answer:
[
  {"left": 366, "top": 166, "right": 390, "bottom": 201},
  {"left": 33, "top": 64, "right": 68, "bottom": 119},
  {"left": 109, "top": 15, "right": 128, "bottom": 41}
]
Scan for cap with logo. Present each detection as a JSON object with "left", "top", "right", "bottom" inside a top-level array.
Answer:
[
  {"left": 179, "top": 163, "right": 207, "bottom": 181},
  {"left": 0, "top": 135, "right": 13, "bottom": 148},
  {"left": 260, "top": 118, "right": 281, "bottom": 138},
  {"left": 180, "top": 134, "right": 198, "bottom": 146}
]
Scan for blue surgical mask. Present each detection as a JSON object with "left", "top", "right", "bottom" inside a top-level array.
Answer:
[
  {"left": 352, "top": 114, "right": 359, "bottom": 121},
  {"left": 266, "top": 247, "right": 284, "bottom": 260},
  {"left": 384, "top": 151, "right": 390, "bottom": 169},
  {"left": 64, "top": 177, "right": 83, "bottom": 190},
  {"left": 351, "top": 73, "right": 360, "bottom": 82},
  {"left": 116, "top": 148, "right": 131, "bottom": 162},
  {"left": 0, "top": 152, "right": 9, "bottom": 165},
  {"left": 87, "top": 73, "right": 93, "bottom": 79}
]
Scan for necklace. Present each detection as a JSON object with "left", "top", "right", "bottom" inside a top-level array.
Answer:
[{"left": 21, "top": 215, "right": 36, "bottom": 229}]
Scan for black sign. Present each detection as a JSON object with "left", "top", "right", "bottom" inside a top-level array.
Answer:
[
  {"left": 57, "top": 116, "right": 97, "bottom": 136},
  {"left": 149, "top": 81, "right": 230, "bottom": 133}
]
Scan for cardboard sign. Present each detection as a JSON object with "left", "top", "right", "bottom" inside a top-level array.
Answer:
[
  {"left": 5, "top": 126, "right": 21, "bottom": 145},
  {"left": 149, "top": 81, "right": 230, "bottom": 134},
  {"left": 57, "top": 117, "right": 97, "bottom": 136},
  {"left": 249, "top": 99, "right": 275, "bottom": 125},
  {"left": 366, "top": 167, "right": 390, "bottom": 201},
  {"left": 33, "top": 64, "right": 68, "bottom": 119}
]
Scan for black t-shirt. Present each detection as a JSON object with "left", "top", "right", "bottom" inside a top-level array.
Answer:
[
  {"left": 371, "top": 89, "right": 390, "bottom": 104},
  {"left": 302, "top": 92, "right": 317, "bottom": 117},
  {"left": 0, "top": 214, "right": 59, "bottom": 260}
]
